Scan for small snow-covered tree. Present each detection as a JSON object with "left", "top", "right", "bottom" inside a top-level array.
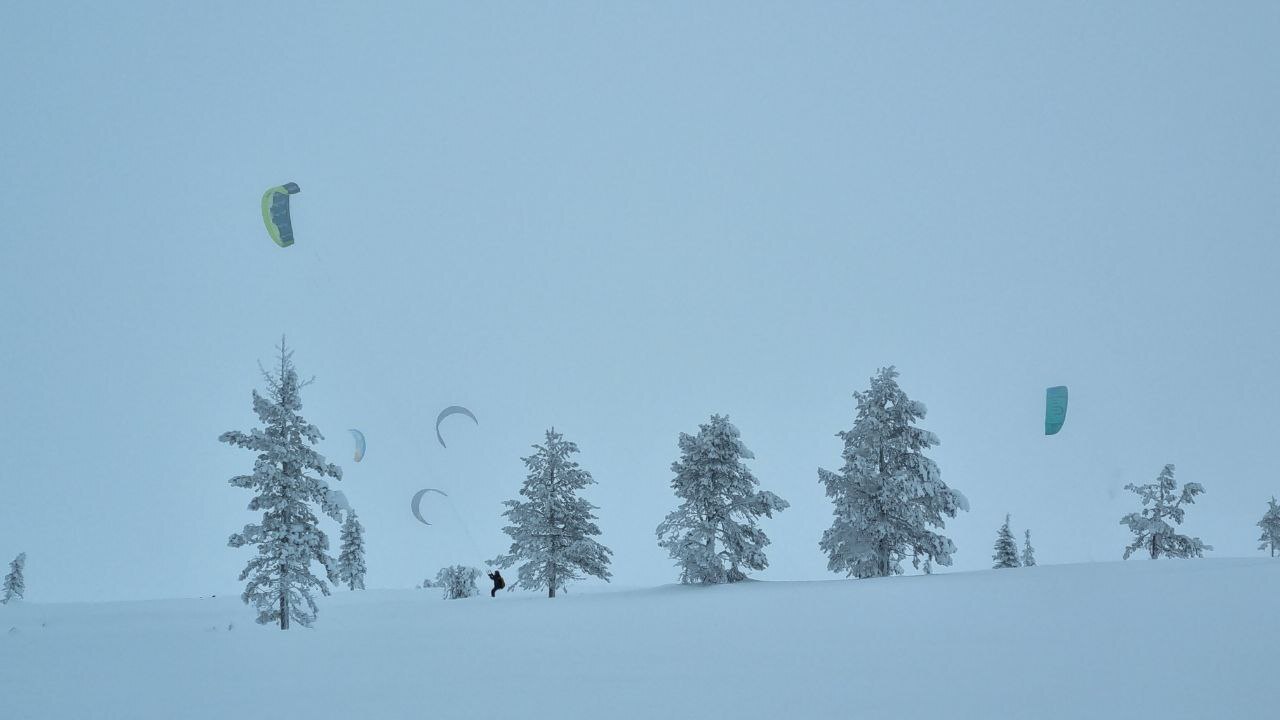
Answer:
[
  {"left": 435, "top": 565, "right": 481, "bottom": 599},
  {"left": 1022, "top": 529, "right": 1037, "bottom": 567},
  {"left": 220, "top": 338, "right": 345, "bottom": 629},
  {"left": 1121, "top": 464, "right": 1212, "bottom": 560},
  {"left": 3, "top": 552, "right": 26, "bottom": 603},
  {"left": 1258, "top": 497, "right": 1280, "bottom": 557},
  {"left": 656, "top": 414, "right": 789, "bottom": 584},
  {"left": 492, "top": 428, "right": 613, "bottom": 598},
  {"left": 338, "top": 510, "right": 366, "bottom": 591},
  {"left": 992, "top": 515, "right": 1021, "bottom": 569},
  {"left": 819, "top": 367, "right": 969, "bottom": 578}
]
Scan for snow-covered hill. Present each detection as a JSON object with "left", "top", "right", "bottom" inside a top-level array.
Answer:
[{"left": 2, "top": 559, "right": 1275, "bottom": 719}]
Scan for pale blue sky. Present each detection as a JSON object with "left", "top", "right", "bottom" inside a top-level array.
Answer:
[{"left": 2, "top": 2, "right": 1277, "bottom": 602}]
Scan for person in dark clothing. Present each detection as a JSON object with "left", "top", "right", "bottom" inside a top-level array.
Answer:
[{"left": 488, "top": 570, "right": 505, "bottom": 597}]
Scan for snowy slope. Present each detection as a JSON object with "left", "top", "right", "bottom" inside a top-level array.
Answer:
[{"left": 2, "top": 559, "right": 1275, "bottom": 719}]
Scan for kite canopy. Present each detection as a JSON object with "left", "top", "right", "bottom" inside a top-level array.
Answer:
[
  {"left": 410, "top": 488, "right": 448, "bottom": 526},
  {"left": 435, "top": 405, "right": 478, "bottom": 448},
  {"left": 261, "top": 182, "right": 301, "bottom": 247},
  {"left": 348, "top": 429, "right": 366, "bottom": 462},
  {"left": 1045, "top": 386, "right": 1068, "bottom": 435}
]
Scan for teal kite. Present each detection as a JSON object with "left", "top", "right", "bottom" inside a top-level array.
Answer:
[
  {"left": 1045, "top": 386, "right": 1068, "bottom": 435},
  {"left": 261, "top": 182, "right": 301, "bottom": 247}
]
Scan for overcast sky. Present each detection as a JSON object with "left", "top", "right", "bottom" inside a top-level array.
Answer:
[{"left": 2, "top": 2, "right": 1278, "bottom": 602}]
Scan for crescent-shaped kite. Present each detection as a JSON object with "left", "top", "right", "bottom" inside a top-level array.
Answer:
[
  {"left": 261, "top": 182, "right": 301, "bottom": 248},
  {"left": 435, "top": 405, "right": 478, "bottom": 448},
  {"left": 348, "top": 429, "right": 366, "bottom": 462},
  {"left": 411, "top": 488, "right": 448, "bottom": 525},
  {"left": 1045, "top": 386, "right": 1068, "bottom": 435}
]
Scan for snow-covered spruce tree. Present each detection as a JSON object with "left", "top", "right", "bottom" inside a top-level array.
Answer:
[
  {"left": 656, "top": 415, "right": 789, "bottom": 584},
  {"left": 3, "top": 552, "right": 26, "bottom": 603},
  {"left": 1258, "top": 497, "right": 1280, "bottom": 558},
  {"left": 492, "top": 428, "right": 612, "bottom": 598},
  {"left": 819, "top": 366, "right": 969, "bottom": 578},
  {"left": 338, "top": 510, "right": 366, "bottom": 591},
  {"left": 1120, "top": 464, "right": 1212, "bottom": 560},
  {"left": 1022, "top": 529, "right": 1037, "bottom": 567},
  {"left": 220, "top": 339, "right": 345, "bottom": 629},
  {"left": 435, "top": 565, "right": 480, "bottom": 599},
  {"left": 992, "top": 514, "right": 1021, "bottom": 569}
]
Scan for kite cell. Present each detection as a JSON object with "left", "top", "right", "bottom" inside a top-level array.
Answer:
[
  {"left": 1045, "top": 386, "right": 1068, "bottom": 435},
  {"left": 435, "top": 406, "right": 478, "bottom": 448},
  {"left": 261, "top": 182, "right": 301, "bottom": 247},
  {"left": 411, "top": 488, "right": 448, "bottom": 526},
  {"left": 348, "top": 429, "right": 366, "bottom": 462}
]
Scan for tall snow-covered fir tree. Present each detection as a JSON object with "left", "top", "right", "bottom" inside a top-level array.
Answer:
[
  {"left": 819, "top": 367, "right": 969, "bottom": 578},
  {"left": 337, "top": 510, "right": 366, "bottom": 591},
  {"left": 992, "top": 514, "right": 1021, "bottom": 569},
  {"left": 656, "top": 414, "right": 789, "bottom": 584},
  {"left": 435, "top": 565, "right": 481, "bottom": 599},
  {"left": 3, "top": 552, "right": 26, "bottom": 603},
  {"left": 1257, "top": 497, "right": 1280, "bottom": 557},
  {"left": 1121, "top": 464, "right": 1212, "bottom": 560},
  {"left": 219, "top": 339, "right": 345, "bottom": 629},
  {"left": 1022, "top": 529, "right": 1037, "bottom": 567},
  {"left": 492, "top": 428, "right": 612, "bottom": 598}
]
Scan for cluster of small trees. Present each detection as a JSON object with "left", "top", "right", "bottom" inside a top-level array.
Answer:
[
  {"left": 985, "top": 463, "right": 1280, "bottom": 565},
  {"left": 991, "top": 516, "right": 1035, "bottom": 569},
  {"left": 987, "top": 440, "right": 1280, "bottom": 567},
  {"left": 220, "top": 342, "right": 1280, "bottom": 628}
]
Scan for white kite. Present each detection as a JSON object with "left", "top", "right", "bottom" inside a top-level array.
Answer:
[
  {"left": 435, "top": 406, "right": 478, "bottom": 448},
  {"left": 411, "top": 488, "right": 448, "bottom": 525}
]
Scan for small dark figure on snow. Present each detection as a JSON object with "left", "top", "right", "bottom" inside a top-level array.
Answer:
[{"left": 488, "top": 570, "right": 506, "bottom": 597}]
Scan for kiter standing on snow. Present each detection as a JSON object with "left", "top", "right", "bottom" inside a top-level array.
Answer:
[{"left": 488, "top": 570, "right": 505, "bottom": 597}]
